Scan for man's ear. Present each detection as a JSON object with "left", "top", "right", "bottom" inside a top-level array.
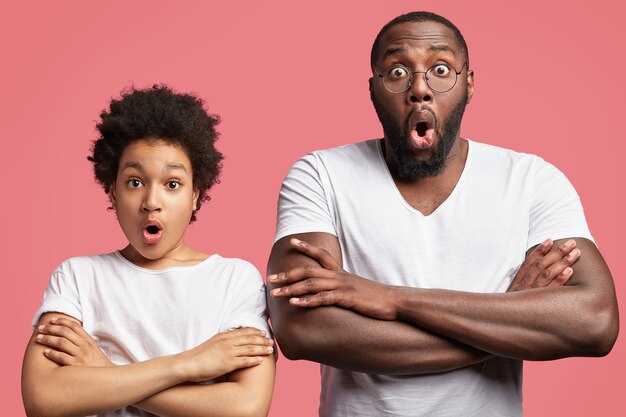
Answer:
[{"left": 466, "top": 69, "right": 474, "bottom": 104}]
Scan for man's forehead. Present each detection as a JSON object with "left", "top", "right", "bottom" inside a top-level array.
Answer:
[{"left": 377, "top": 21, "right": 461, "bottom": 59}]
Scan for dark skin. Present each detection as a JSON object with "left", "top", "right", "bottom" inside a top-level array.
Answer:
[{"left": 267, "top": 21, "right": 618, "bottom": 372}]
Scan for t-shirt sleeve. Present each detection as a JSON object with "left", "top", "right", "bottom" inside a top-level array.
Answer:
[
  {"left": 274, "top": 153, "right": 336, "bottom": 243},
  {"left": 219, "top": 262, "right": 272, "bottom": 337},
  {"left": 31, "top": 261, "right": 83, "bottom": 330},
  {"left": 527, "top": 160, "right": 594, "bottom": 250}
]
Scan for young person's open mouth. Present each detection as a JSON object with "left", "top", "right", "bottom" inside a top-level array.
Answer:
[
  {"left": 142, "top": 220, "right": 163, "bottom": 244},
  {"left": 408, "top": 110, "right": 436, "bottom": 149}
]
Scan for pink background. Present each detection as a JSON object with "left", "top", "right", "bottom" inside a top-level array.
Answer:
[{"left": 1, "top": 1, "right": 624, "bottom": 415}]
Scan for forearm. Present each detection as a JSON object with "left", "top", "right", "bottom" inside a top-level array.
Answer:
[
  {"left": 135, "top": 382, "right": 262, "bottom": 417},
  {"left": 23, "top": 354, "right": 185, "bottom": 417},
  {"left": 392, "top": 284, "right": 615, "bottom": 360},
  {"left": 271, "top": 297, "right": 491, "bottom": 375},
  {"left": 135, "top": 357, "right": 275, "bottom": 417},
  {"left": 268, "top": 233, "right": 491, "bottom": 374}
]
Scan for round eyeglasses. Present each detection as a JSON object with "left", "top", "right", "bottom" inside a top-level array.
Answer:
[{"left": 376, "top": 62, "right": 467, "bottom": 94}]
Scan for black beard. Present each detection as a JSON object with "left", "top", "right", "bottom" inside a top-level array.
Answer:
[{"left": 372, "top": 91, "right": 468, "bottom": 181}]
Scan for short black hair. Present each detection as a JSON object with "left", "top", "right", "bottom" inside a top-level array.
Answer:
[
  {"left": 371, "top": 11, "right": 469, "bottom": 70},
  {"left": 88, "top": 85, "right": 223, "bottom": 222}
]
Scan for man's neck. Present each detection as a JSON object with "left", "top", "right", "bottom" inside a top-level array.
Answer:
[{"left": 383, "top": 137, "right": 469, "bottom": 216}]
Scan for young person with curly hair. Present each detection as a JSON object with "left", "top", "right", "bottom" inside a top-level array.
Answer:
[{"left": 22, "top": 85, "right": 275, "bottom": 417}]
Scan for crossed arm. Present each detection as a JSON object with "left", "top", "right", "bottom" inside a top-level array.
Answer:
[
  {"left": 267, "top": 232, "right": 619, "bottom": 374},
  {"left": 22, "top": 312, "right": 275, "bottom": 417}
]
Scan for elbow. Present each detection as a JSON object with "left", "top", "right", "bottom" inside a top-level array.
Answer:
[
  {"left": 23, "top": 390, "right": 60, "bottom": 417},
  {"left": 267, "top": 301, "right": 310, "bottom": 361},
  {"left": 233, "top": 392, "right": 272, "bottom": 417},
  {"left": 576, "top": 298, "right": 619, "bottom": 357},
  {"left": 238, "top": 404, "right": 271, "bottom": 417},
  {"left": 272, "top": 322, "right": 308, "bottom": 361},
  {"left": 23, "top": 378, "right": 70, "bottom": 417}
]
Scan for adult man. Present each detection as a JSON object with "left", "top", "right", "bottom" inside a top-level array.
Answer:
[{"left": 267, "top": 11, "right": 618, "bottom": 417}]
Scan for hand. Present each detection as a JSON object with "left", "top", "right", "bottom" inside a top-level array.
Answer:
[
  {"left": 36, "top": 317, "right": 113, "bottom": 367},
  {"left": 269, "top": 238, "right": 397, "bottom": 320},
  {"left": 507, "top": 239, "right": 580, "bottom": 292},
  {"left": 176, "top": 327, "right": 274, "bottom": 383}
]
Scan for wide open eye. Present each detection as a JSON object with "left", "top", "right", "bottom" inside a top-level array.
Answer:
[
  {"left": 167, "top": 180, "right": 181, "bottom": 190},
  {"left": 430, "top": 64, "right": 451, "bottom": 78},
  {"left": 127, "top": 178, "right": 143, "bottom": 188},
  {"left": 386, "top": 65, "right": 410, "bottom": 80}
]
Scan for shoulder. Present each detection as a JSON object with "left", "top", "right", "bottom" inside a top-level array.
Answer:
[
  {"left": 292, "top": 139, "right": 380, "bottom": 170},
  {"left": 469, "top": 139, "right": 562, "bottom": 179},
  {"left": 204, "top": 255, "right": 263, "bottom": 282},
  {"left": 53, "top": 252, "right": 119, "bottom": 276}
]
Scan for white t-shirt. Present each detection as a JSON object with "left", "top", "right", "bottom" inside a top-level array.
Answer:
[
  {"left": 275, "top": 139, "right": 593, "bottom": 417},
  {"left": 33, "top": 251, "right": 271, "bottom": 417}
]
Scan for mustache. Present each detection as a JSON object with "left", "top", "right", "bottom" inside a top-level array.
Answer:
[{"left": 406, "top": 106, "right": 438, "bottom": 132}]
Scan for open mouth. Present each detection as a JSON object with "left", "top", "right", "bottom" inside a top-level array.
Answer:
[
  {"left": 142, "top": 221, "right": 163, "bottom": 244},
  {"left": 416, "top": 121, "right": 429, "bottom": 137},
  {"left": 146, "top": 225, "right": 160, "bottom": 235},
  {"left": 409, "top": 110, "right": 436, "bottom": 148}
]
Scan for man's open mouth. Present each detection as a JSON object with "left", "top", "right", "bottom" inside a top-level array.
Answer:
[
  {"left": 416, "top": 121, "right": 430, "bottom": 137},
  {"left": 409, "top": 110, "right": 436, "bottom": 148}
]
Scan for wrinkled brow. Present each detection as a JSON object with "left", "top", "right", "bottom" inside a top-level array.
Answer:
[{"left": 120, "top": 162, "right": 188, "bottom": 173}]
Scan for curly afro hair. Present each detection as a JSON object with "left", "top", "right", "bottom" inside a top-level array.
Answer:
[{"left": 88, "top": 85, "right": 223, "bottom": 222}]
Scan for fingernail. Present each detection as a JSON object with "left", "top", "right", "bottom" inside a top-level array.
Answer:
[
  {"left": 542, "top": 239, "right": 551, "bottom": 246},
  {"left": 291, "top": 238, "right": 301, "bottom": 244},
  {"left": 565, "top": 239, "right": 575, "bottom": 247},
  {"left": 36, "top": 334, "right": 43, "bottom": 341},
  {"left": 44, "top": 349, "right": 50, "bottom": 355},
  {"left": 269, "top": 339, "right": 275, "bottom": 345},
  {"left": 564, "top": 267, "right": 573, "bottom": 276},
  {"left": 267, "top": 274, "right": 277, "bottom": 282},
  {"left": 267, "top": 346, "right": 274, "bottom": 353},
  {"left": 271, "top": 288, "right": 281, "bottom": 296},
  {"left": 38, "top": 325, "right": 44, "bottom": 331},
  {"left": 260, "top": 330, "right": 267, "bottom": 336},
  {"left": 291, "top": 297, "right": 300, "bottom": 303}
]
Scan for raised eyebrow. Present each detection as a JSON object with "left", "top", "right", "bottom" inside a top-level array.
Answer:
[
  {"left": 121, "top": 162, "right": 143, "bottom": 171},
  {"left": 427, "top": 45, "right": 456, "bottom": 56},
  {"left": 166, "top": 163, "right": 188, "bottom": 173},
  {"left": 382, "top": 47, "right": 408, "bottom": 60}
]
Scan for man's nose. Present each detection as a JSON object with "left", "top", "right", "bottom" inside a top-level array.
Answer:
[
  {"left": 407, "top": 72, "right": 432, "bottom": 104},
  {"left": 141, "top": 187, "right": 162, "bottom": 212}
]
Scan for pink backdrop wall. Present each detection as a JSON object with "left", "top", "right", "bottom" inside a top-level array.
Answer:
[{"left": 2, "top": 1, "right": 624, "bottom": 415}]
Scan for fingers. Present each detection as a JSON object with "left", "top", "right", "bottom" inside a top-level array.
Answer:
[
  {"left": 221, "top": 328, "right": 274, "bottom": 351},
  {"left": 289, "top": 238, "right": 341, "bottom": 270},
  {"left": 268, "top": 264, "right": 334, "bottom": 290},
  {"left": 547, "top": 267, "right": 574, "bottom": 287},
  {"left": 289, "top": 291, "right": 336, "bottom": 308},
  {"left": 37, "top": 319, "right": 82, "bottom": 346},
  {"left": 271, "top": 276, "right": 336, "bottom": 298},
  {"left": 512, "top": 239, "right": 553, "bottom": 287},
  {"left": 524, "top": 240, "right": 578, "bottom": 287},
  {"left": 234, "top": 355, "right": 265, "bottom": 368},
  {"left": 43, "top": 348, "right": 75, "bottom": 366},
  {"left": 36, "top": 333, "right": 78, "bottom": 356},
  {"left": 223, "top": 327, "right": 269, "bottom": 339},
  {"left": 509, "top": 239, "right": 580, "bottom": 291},
  {"left": 534, "top": 247, "right": 580, "bottom": 287},
  {"left": 234, "top": 343, "right": 275, "bottom": 357}
]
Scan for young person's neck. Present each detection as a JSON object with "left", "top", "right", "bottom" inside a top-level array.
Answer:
[{"left": 119, "top": 243, "right": 209, "bottom": 270}]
